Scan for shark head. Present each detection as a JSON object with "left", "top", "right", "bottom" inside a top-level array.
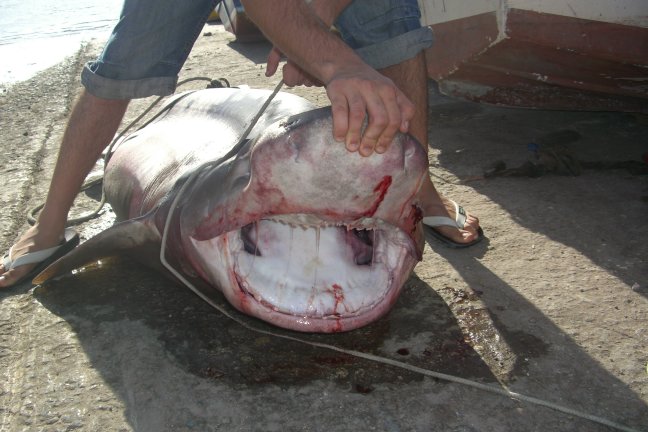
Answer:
[{"left": 178, "top": 107, "right": 427, "bottom": 332}]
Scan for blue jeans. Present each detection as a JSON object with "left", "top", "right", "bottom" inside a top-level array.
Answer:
[
  {"left": 82, "top": 0, "right": 217, "bottom": 99},
  {"left": 335, "top": 0, "right": 433, "bottom": 70},
  {"left": 82, "top": 0, "right": 433, "bottom": 99}
]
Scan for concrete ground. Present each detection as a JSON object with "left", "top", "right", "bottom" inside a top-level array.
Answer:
[{"left": 1, "top": 24, "right": 646, "bottom": 431}]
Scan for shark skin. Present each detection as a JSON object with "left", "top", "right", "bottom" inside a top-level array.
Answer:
[{"left": 35, "top": 88, "right": 428, "bottom": 333}]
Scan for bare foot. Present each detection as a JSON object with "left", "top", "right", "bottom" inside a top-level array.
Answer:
[{"left": 0, "top": 225, "right": 65, "bottom": 288}]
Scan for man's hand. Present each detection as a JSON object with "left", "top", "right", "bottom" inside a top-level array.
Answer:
[
  {"left": 266, "top": 47, "right": 321, "bottom": 87},
  {"left": 244, "top": 0, "right": 415, "bottom": 157},
  {"left": 266, "top": 48, "right": 414, "bottom": 157},
  {"left": 326, "top": 68, "right": 414, "bottom": 157}
]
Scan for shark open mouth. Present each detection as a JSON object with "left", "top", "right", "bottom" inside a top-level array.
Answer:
[
  {"left": 189, "top": 215, "right": 417, "bottom": 330},
  {"left": 234, "top": 220, "right": 392, "bottom": 317}
]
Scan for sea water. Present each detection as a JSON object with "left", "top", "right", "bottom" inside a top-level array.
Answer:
[{"left": 0, "top": 0, "right": 122, "bottom": 84}]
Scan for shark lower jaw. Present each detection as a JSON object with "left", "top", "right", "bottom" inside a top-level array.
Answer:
[{"left": 189, "top": 217, "right": 418, "bottom": 332}]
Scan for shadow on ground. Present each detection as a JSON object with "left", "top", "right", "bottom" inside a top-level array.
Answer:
[
  {"left": 34, "top": 258, "right": 495, "bottom": 390},
  {"left": 425, "top": 237, "right": 647, "bottom": 430},
  {"left": 428, "top": 85, "right": 648, "bottom": 292},
  {"left": 32, "top": 253, "right": 647, "bottom": 431}
]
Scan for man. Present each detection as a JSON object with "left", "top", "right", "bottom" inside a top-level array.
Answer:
[
  {"left": 0, "top": 0, "right": 480, "bottom": 288},
  {"left": 249, "top": 0, "right": 481, "bottom": 247}
]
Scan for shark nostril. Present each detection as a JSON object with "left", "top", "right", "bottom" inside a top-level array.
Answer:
[{"left": 241, "top": 224, "right": 262, "bottom": 256}]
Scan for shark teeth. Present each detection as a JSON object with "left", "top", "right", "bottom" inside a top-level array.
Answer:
[
  {"left": 265, "top": 214, "right": 380, "bottom": 231},
  {"left": 235, "top": 273, "right": 379, "bottom": 319}
]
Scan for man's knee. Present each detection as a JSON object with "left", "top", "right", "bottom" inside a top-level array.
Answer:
[{"left": 334, "top": 0, "right": 434, "bottom": 70}]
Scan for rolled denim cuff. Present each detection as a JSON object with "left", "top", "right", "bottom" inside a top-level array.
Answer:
[
  {"left": 81, "top": 62, "right": 178, "bottom": 99},
  {"left": 354, "top": 26, "right": 434, "bottom": 70}
]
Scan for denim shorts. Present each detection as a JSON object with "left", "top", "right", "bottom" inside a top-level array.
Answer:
[
  {"left": 82, "top": 0, "right": 433, "bottom": 99},
  {"left": 335, "top": 0, "right": 434, "bottom": 70},
  {"left": 82, "top": 0, "right": 217, "bottom": 99}
]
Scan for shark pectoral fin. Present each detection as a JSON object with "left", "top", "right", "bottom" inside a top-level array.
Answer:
[{"left": 33, "top": 218, "right": 161, "bottom": 284}]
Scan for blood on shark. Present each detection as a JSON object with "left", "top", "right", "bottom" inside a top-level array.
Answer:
[{"left": 35, "top": 88, "right": 427, "bottom": 333}]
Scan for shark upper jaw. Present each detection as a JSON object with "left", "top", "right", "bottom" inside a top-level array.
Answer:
[{"left": 187, "top": 215, "right": 420, "bottom": 333}]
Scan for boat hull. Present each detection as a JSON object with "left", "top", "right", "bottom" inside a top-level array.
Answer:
[{"left": 421, "top": 3, "right": 648, "bottom": 112}]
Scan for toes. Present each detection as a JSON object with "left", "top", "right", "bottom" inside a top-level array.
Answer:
[
  {"left": 0, "top": 262, "right": 9, "bottom": 283},
  {"left": 0, "top": 258, "right": 35, "bottom": 289},
  {"left": 0, "top": 270, "right": 18, "bottom": 288},
  {"left": 456, "top": 228, "right": 478, "bottom": 244},
  {"left": 433, "top": 225, "right": 473, "bottom": 244},
  {"left": 463, "top": 214, "right": 481, "bottom": 234},
  {"left": 460, "top": 228, "right": 479, "bottom": 243},
  {"left": 0, "top": 264, "right": 34, "bottom": 288}
]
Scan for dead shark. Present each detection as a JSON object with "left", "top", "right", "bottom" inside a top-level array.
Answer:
[{"left": 35, "top": 88, "right": 428, "bottom": 333}]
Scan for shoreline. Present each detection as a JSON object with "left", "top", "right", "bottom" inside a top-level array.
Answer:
[{"left": 0, "top": 38, "right": 103, "bottom": 92}]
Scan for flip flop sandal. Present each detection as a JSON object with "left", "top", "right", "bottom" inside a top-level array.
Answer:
[
  {"left": 2, "top": 228, "right": 80, "bottom": 286},
  {"left": 422, "top": 200, "right": 484, "bottom": 249}
]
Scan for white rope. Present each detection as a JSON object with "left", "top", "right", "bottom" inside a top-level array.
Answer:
[{"left": 150, "top": 80, "right": 641, "bottom": 432}]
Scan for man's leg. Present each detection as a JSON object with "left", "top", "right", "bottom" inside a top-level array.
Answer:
[
  {"left": 379, "top": 52, "right": 480, "bottom": 244},
  {"left": 0, "top": 0, "right": 218, "bottom": 288},
  {"left": 0, "top": 92, "right": 129, "bottom": 287}
]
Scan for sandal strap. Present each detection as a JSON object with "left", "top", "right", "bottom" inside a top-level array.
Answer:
[
  {"left": 422, "top": 200, "right": 467, "bottom": 229},
  {"left": 5, "top": 244, "right": 62, "bottom": 270},
  {"left": 3, "top": 228, "right": 77, "bottom": 270}
]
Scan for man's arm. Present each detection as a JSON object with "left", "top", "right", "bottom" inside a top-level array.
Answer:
[
  {"left": 241, "top": 0, "right": 414, "bottom": 156},
  {"left": 265, "top": 0, "right": 351, "bottom": 87}
]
